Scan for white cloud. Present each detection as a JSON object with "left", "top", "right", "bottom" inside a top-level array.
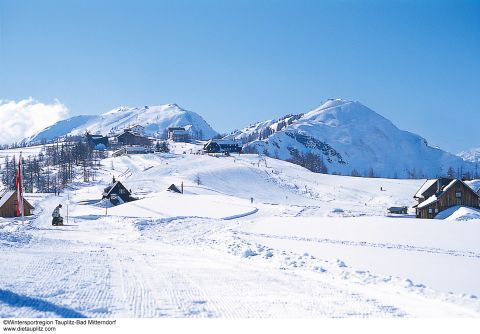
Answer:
[{"left": 0, "top": 97, "right": 69, "bottom": 144}]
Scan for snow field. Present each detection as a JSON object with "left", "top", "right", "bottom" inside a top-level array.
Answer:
[{"left": 0, "top": 151, "right": 479, "bottom": 317}]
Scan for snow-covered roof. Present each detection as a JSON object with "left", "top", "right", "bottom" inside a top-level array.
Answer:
[
  {"left": 125, "top": 146, "right": 147, "bottom": 152},
  {"left": 416, "top": 179, "right": 479, "bottom": 209},
  {"left": 465, "top": 180, "right": 480, "bottom": 193},
  {"left": 441, "top": 179, "right": 458, "bottom": 193},
  {"left": 171, "top": 130, "right": 189, "bottom": 135},
  {"left": 0, "top": 190, "right": 34, "bottom": 209},
  {"left": 168, "top": 127, "right": 186, "bottom": 131},
  {"left": 104, "top": 181, "right": 130, "bottom": 197},
  {"left": 414, "top": 179, "right": 438, "bottom": 198},
  {"left": 210, "top": 139, "right": 239, "bottom": 146},
  {"left": 440, "top": 179, "right": 479, "bottom": 197},
  {"left": 0, "top": 190, "right": 14, "bottom": 208},
  {"left": 417, "top": 195, "right": 439, "bottom": 209},
  {"left": 88, "top": 134, "right": 105, "bottom": 139},
  {"left": 117, "top": 130, "right": 146, "bottom": 138}
]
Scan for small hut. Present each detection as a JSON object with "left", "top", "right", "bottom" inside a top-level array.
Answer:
[
  {"left": 102, "top": 181, "right": 136, "bottom": 205},
  {"left": 0, "top": 190, "right": 34, "bottom": 218},
  {"left": 167, "top": 127, "right": 190, "bottom": 142},
  {"left": 167, "top": 184, "right": 182, "bottom": 193},
  {"left": 85, "top": 132, "right": 109, "bottom": 149}
]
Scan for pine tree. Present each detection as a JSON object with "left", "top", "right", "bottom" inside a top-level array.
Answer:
[{"left": 447, "top": 167, "right": 456, "bottom": 178}]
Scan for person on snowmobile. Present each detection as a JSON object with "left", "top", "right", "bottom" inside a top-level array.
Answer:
[{"left": 52, "top": 204, "right": 63, "bottom": 226}]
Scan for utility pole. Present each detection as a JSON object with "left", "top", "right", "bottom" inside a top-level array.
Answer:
[
  {"left": 66, "top": 192, "right": 70, "bottom": 225},
  {"left": 476, "top": 154, "right": 479, "bottom": 179}
]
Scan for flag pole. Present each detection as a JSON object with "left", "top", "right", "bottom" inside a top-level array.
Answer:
[
  {"left": 21, "top": 153, "right": 24, "bottom": 222},
  {"left": 19, "top": 152, "right": 25, "bottom": 222}
]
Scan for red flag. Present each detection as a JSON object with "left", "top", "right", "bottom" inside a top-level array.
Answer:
[{"left": 16, "top": 158, "right": 24, "bottom": 217}]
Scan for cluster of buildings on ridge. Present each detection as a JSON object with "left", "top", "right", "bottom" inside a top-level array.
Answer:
[{"left": 86, "top": 124, "right": 242, "bottom": 156}]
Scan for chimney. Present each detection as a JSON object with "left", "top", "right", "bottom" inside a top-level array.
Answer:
[{"left": 437, "top": 179, "right": 441, "bottom": 193}]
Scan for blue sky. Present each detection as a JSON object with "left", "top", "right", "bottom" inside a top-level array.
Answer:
[{"left": 0, "top": 0, "right": 479, "bottom": 152}]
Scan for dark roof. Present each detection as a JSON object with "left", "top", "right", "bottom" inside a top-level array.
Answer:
[
  {"left": 103, "top": 181, "right": 131, "bottom": 197},
  {"left": 167, "top": 184, "right": 182, "bottom": 193},
  {"left": 116, "top": 131, "right": 151, "bottom": 140},
  {"left": 86, "top": 132, "right": 107, "bottom": 139}
]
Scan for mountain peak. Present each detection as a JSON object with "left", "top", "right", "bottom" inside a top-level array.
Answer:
[
  {"left": 228, "top": 99, "right": 472, "bottom": 178},
  {"left": 316, "top": 98, "right": 354, "bottom": 111},
  {"left": 166, "top": 103, "right": 181, "bottom": 109},
  {"left": 303, "top": 99, "right": 386, "bottom": 127},
  {"left": 25, "top": 103, "right": 218, "bottom": 142}
]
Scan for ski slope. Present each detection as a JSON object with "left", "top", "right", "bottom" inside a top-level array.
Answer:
[{"left": 0, "top": 151, "right": 479, "bottom": 318}]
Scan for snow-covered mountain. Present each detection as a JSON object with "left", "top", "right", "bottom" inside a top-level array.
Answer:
[
  {"left": 458, "top": 148, "right": 480, "bottom": 163},
  {"left": 25, "top": 104, "right": 218, "bottom": 143},
  {"left": 225, "top": 99, "right": 473, "bottom": 178}
]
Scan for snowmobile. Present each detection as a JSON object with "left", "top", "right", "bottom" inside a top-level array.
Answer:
[{"left": 52, "top": 216, "right": 64, "bottom": 226}]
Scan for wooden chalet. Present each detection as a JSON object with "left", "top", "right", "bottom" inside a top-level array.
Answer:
[
  {"left": 0, "top": 190, "right": 34, "bottom": 218},
  {"left": 413, "top": 178, "right": 480, "bottom": 219},
  {"left": 102, "top": 181, "right": 136, "bottom": 205},
  {"left": 203, "top": 139, "right": 242, "bottom": 154},
  {"left": 116, "top": 130, "right": 152, "bottom": 146},
  {"left": 85, "top": 132, "right": 109, "bottom": 149},
  {"left": 129, "top": 124, "right": 145, "bottom": 135},
  {"left": 167, "top": 127, "right": 190, "bottom": 142}
]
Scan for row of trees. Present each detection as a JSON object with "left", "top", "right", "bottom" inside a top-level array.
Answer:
[
  {"left": 245, "top": 144, "right": 478, "bottom": 180},
  {"left": 348, "top": 166, "right": 480, "bottom": 180},
  {"left": 1, "top": 139, "right": 106, "bottom": 194},
  {"left": 1, "top": 137, "right": 172, "bottom": 194},
  {"left": 287, "top": 148, "right": 329, "bottom": 174}
]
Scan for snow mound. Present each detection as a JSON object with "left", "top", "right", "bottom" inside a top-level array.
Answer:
[
  {"left": 0, "top": 221, "right": 32, "bottom": 247},
  {"left": 435, "top": 206, "right": 480, "bottom": 221},
  {"left": 107, "top": 192, "right": 256, "bottom": 220}
]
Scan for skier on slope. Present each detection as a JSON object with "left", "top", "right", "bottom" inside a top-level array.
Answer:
[{"left": 52, "top": 204, "right": 63, "bottom": 226}]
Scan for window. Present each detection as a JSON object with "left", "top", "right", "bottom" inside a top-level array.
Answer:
[
  {"left": 428, "top": 208, "right": 433, "bottom": 214},
  {"left": 455, "top": 192, "right": 462, "bottom": 198},
  {"left": 435, "top": 208, "right": 439, "bottom": 213},
  {"left": 119, "top": 189, "right": 125, "bottom": 194}
]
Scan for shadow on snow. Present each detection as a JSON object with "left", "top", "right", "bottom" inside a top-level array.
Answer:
[{"left": 0, "top": 288, "right": 86, "bottom": 318}]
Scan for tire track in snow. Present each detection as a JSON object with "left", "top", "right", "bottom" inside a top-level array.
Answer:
[{"left": 134, "top": 217, "right": 409, "bottom": 317}]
